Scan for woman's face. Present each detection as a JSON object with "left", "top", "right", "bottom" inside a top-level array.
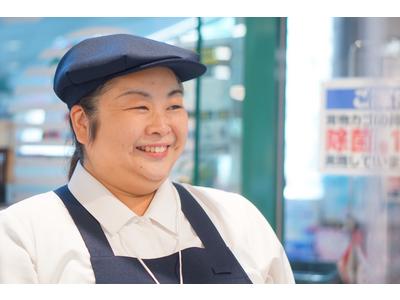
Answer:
[{"left": 77, "top": 67, "right": 188, "bottom": 196}]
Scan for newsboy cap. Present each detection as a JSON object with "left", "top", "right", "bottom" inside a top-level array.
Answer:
[{"left": 53, "top": 34, "right": 207, "bottom": 109}]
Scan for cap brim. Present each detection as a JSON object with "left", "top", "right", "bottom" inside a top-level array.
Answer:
[{"left": 116, "top": 57, "right": 207, "bottom": 82}]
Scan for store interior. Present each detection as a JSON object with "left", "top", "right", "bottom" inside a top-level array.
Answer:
[{"left": 0, "top": 17, "right": 399, "bottom": 283}]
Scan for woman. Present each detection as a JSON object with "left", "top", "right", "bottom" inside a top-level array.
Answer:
[{"left": 0, "top": 34, "right": 294, "bottom": 283}]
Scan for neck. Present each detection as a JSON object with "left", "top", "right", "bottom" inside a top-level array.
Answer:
[
  {"left": 82, "top": 162, "right": 157, "bottom": 216},
  {"left": 107, "top": 185, "right": 155, "bottom": 216},
  {"left": 97, "top": 178, "right": 156, "bottom": 216}
]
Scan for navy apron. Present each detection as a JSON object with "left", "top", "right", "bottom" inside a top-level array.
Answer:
[{"left": 54, "top": 183, "right": 252, "bottom": 284}]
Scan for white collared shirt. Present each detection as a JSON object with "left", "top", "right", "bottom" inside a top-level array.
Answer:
[{"left": 0, "top": 163, "right": 294, "bottom": 284}]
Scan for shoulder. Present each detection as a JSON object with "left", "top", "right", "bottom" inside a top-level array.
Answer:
[
  {"left": 180, "top": 184, "right": 268, "bottom": 223},
  {"left": 0, "top": 191, "right": 71, "bottom": 240},
  {"left": 178, "top": 183, "right": 278, "bottom": 242},
  {"left": 0, "top": 190, "right": 93, "bottom": 283},
  {"left": 178, "top": 183, "right": 294, "bottom": 283},
  {"left": 0, "top": 189, "right": 81, "bottom": 253},
  {"left": 180, "top": 184, "right": 259, "bottom": 215},
  {"left": 1, "top": 191, "right": 66, "bottom": 222}
]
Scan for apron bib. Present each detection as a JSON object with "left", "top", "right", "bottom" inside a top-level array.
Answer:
[{"left": 54, "top": 183, "right": 252, "bottom": 284}]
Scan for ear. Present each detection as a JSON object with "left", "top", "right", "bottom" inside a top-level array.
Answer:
[{"left": 70, "top": 105, "right": 90, "bottom": 145}]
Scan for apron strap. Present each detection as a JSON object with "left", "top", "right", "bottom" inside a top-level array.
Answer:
[
  {"left": 173, "top": 183, "right": 234, "bottom": 274},
  {"left": 54, "top": 185, "right": 114, "bottom": 257}
]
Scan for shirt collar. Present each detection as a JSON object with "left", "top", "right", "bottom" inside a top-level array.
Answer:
[
  {"left": 144, "top": 179, "right": 179, "bottom": 235},
  {"left": 67, "top": 162, "right": 178, "bottom": 236}
]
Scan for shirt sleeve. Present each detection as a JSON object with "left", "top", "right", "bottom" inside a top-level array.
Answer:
[
  {"left": 267, "top": 244, "right": 295, "bottom": 283},
  {"left": 239, "top": 196, "right": 295, "bottom": 284},
  {"left": 0, "top": 210, "right": 39, "bottom": 283},
  {"left": 258, "top": 227, "right": 295, "bottom": 283}
]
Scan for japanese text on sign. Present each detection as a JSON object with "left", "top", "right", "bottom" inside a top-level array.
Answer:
[{"left": 321, "top": 79, "right": 400, "bottom": 175}]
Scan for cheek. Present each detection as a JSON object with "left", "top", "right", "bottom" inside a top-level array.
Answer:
[
  {"left": 95, "top": 119, "right": 143, "bottom": 151},
  {"left": 173, "top": 115, "right": 189, "bottom": 141}
]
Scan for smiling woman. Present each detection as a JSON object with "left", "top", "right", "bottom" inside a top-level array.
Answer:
[
  {"left": 70, "top": 67, "right": 189, "bottom": 214},
  {"left": 0, "top": 33, "right": 294, "bottom": 284}
]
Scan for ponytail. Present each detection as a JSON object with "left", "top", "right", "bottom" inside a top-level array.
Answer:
[
  {"left": 68, "top": 119, "right": 86, "bottom": 180},
  {"left": 68, "top": 148, "right": 81, "bottom": 180}
]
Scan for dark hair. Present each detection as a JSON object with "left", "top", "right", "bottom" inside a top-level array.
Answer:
[{"left": 67, "top": 84, "right": 106, "bottom": 179}]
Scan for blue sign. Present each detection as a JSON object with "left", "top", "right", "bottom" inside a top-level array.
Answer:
[{"left": 326, "top": 89, "right": 357, "bottom": 109}]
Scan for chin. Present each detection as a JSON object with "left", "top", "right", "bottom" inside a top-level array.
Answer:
[
  {"left": 142, "top": 171, "right": 169, "bottom": 183},
  {"left": 140, "top": 162, "right": 174, "bottom": 181}
]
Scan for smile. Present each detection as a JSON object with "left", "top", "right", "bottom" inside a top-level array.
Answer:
[{"left": 136, "top": 145, "right": 169, "bottom": 153}]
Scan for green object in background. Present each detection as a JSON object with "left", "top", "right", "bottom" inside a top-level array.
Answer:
[
  {"left": 0, "top": 74, "right": 12, "bottom": 95},
  {"left": 242, "top": 18, "right": 287, "bottom": 238},
  {"left": 193, "top": 17, "right": 203, "bottom": 186}
]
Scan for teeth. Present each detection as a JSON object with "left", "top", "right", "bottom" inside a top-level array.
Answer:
[{"left": 138, "top": 146, "right": 167, "bottom": 153}]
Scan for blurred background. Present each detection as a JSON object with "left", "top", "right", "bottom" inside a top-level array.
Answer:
[{"left": 0, "top": 17, "right": 399, "bottom": 283}]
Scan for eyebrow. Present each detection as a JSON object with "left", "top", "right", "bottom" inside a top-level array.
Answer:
[{"left": 116, "top": 88, "right": 184, "bottom": 99}]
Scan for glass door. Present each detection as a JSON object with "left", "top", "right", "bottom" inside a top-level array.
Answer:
[{"left": 284, "top": 17, "right": 400, "bottom": 283}]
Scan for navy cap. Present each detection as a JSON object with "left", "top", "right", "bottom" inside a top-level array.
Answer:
[{"left": 53, "top": 34, "right": 207, "bottom": 109}]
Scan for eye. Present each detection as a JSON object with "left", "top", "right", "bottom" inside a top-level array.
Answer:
[
  {"left": 168, "top": 105, "right": 183, "bottom": 110},
  {"left": 125, "top": 106, "right": 149, "bottom": 111}
]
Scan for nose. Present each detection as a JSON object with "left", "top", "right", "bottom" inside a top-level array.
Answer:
[{"left": 145, "top": 111, "right": 171, "bottom": 137}]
